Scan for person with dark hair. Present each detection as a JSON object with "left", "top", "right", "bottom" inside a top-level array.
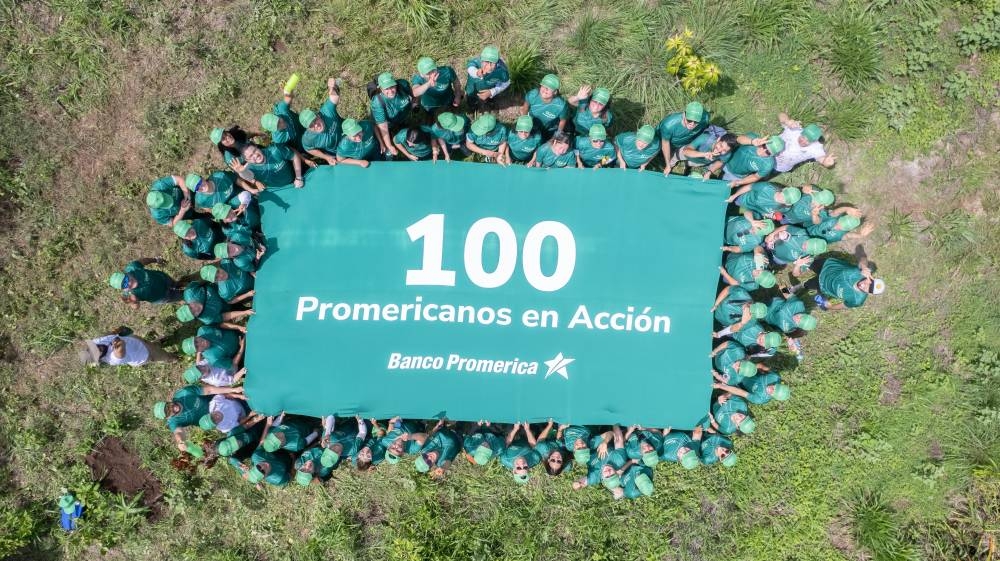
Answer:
[
  {"left": 240, "top": 143, "right": 305, "bottom": 188},
  {"left": 299, "top": 78, "right": 344, "bottom": 166},
  {"left": 210, "top": 125, "right": 262, "bottom": 170},
  {"left": 429, "top": 112, "right": 469, "bottom": 162},
  {"left": 575, "top": 124, "right": 617, "bottom": 169},
  {"left": 109, "top": 258, "right": 184, "bottom": 309},
  {"left": 680, "top": 129, "right": 739, "bottom": 179},
  {"left": 787, "top": 255, "right": 885, "bottom": 311},
  {"left": 723, "top": 134, "right": 783, "bottom": 189},
  {"left": 414, "top": 419, "right": 460, "bottom": 478},
  {"left": 521, "top": 74, "right": 568, "bottom": 138},
  {"left": 499, "top": 422, "right": 542, "bottom": 484},
  {"left": 535, "top": 131, "right": 576, "bottom": 168},
  {"left": 615, "top": 125, "right": 660, "bottom": 170},
  {"left": 567, "top": 85, "right": 613, "bottom": 135},
  {"left": 534, "top": 419, "right": 572, "bottom": 476},
  {"left": 379, "top": 417, "right": 427, "bottom": 465},
  {"left": 393, "top": 126, "right": 437, "bottom": 161}
]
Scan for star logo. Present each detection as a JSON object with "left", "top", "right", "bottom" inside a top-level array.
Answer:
[{"left": 543, "top": 352, "right": 575, "bottom": 380}]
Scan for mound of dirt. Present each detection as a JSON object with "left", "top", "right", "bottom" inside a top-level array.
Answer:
[{"left": 84, "top": 437, "right": 164, "bottom": 521}]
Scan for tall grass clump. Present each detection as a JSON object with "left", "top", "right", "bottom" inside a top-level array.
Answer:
[
  {"left": 821, "top": 97, "right": 872, "bottom": 140},
  {"left": 736, "top": 0, "right": 809, "bottom": 52},
  {"left": 384, "top": 0, "right": 449, "bottom": 32},
  {"left": 849, "top": 491, "right": 919, "bottom": 561},
  {"left": 674, "top": 0, "right": 743, "bottom": 65},
  {"left": 505, "top": 45, "right": 545, "bottom": 96},
  {"left": 816, "top": 4, "right": 883, "bottom": 91},
  {"left": 567, "top": 12, "right": 619, "bottom": 61}
]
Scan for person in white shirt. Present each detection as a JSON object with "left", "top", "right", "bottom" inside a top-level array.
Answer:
[
  {"left": 79, "top": 328, "right": 176, "bottom": 367},
  {"left": 774, "top": 113, "right": 836, "bottom": 173},
  {"left": 199, "top": 394, "right": 248, "bottom": 433},
  {"left": 183, "top": 363, "right": 244, "bottom": 387}
]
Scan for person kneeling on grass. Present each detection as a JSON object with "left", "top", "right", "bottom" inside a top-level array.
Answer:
[
  {"left": 575, "top": 125, "right": 616, "bottom": 169},
  {"left": 711, "top": 340, "right": 763, "bottom": 387},
  {"left": 722, "top": 214, "right": 775, "bottom": 253},
  {"left": 680, "top": 128, "right": 738, "bottom": 179},
  {"left": 79, "top": 327, "right": 177, "bottom": 367},
  {"left": 200, "top": 260, "right": 254, "bottom": 304},
  {"left": 773, "top": 114, "right": 835, "bottom": 173},
  {"left": 463, "top": 420, "right": 506, "bottom": 466},
  {"left": 146, "top": 175, "right": 192, "bottom": 227},
  {"left": 380, "top": 417, "right": 428, "bottom": 464},
  {"left": 153, "top": 384, "right": 243, "bottom": 451},
  {"left": 465, "top": 45, "right": 510, "bottom": 109},
  {"left": 182, "top": 325, "right": 245, "bottom": 371},
  {"left": 764, "top": 295, "right": 817, "bottom": 336},
  {"left": 198, "top": 392, "right": 248, "bottom": 434},
  {"left": 429, "top": 112, "right": 469, "bottom": 162},
  {"left": 186, "top": 171, "right": 259, "bottom": 214},
  {"left": 534, "top": 419, "right": 572, "bottom": 477},
  {"left": 615, "top": 125, "right": 660, "bottom": 171},
  {"left": 393, "top": 126, "right": 437, "bottom": 161},
  {"left": 712, "top": 285, "right": 768, "bottom": 331},
  {"left": 415, "top": 419, "right": 460, "bottom": 479},
  {"left": 659, "top": 428, "right": 702, "bottom": 469},
  {"left": 336, "top": 118, "right": 379, "bottom": 168},
  {"left": 720, "top": 250, "right": 777, "bottom": 291},
  {"left": 294, "top": 445, "right": 335, "bottom": 487},
  {"left": 299, "top": 78, "right": 344, "bottom": 166},
  {"left": 466, "top": 114, "right": 509, "bottom": 164},
  {"left": 535, "top": 131, "right": 576, "bottom": 169},
  {"left": 412, "top": 56, "right": 462, "bottom": 113},
  {"left": 505, "top": 115, "right": 542, "bottom": 165},
  {"left": 500, "top": 422, "right": 542, "bottom": 484}
]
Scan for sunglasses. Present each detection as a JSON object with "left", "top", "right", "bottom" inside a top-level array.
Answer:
[
  {"left": 120, "top": 275, "right": 131, "bottom": 289},
  {"left": 761, "top": 146, "right": 772, "bottom": 156},
  {"left": 549, "top": 457, "right": 563, "bottom": 464}
]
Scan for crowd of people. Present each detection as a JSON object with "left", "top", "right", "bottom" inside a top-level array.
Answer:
[{"left": 83, "top": 46, "right": 885, "bottom": 499}]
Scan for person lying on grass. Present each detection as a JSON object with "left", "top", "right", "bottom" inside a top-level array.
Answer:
[
  {"left": 414, "top": 419, "right": 460, "bottom": 479},
  {"left": 500, "top": 422, "right": 542, "bottom": 484}
]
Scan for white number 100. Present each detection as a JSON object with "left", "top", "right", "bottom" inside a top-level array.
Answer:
[{"left": 405, "top": 213, "right": 576, "bottom": 292}]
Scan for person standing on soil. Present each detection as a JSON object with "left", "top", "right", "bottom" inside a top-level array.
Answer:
[
  {"left": 109, "top": 258, "right": 183, "bottom": 310},
  {"left": 465, "top": 45, "right": 510, "bottom": 109},
  {"left": 658, "top": 101, "right": 711, "bottom": 172},
  {"left": 299, "top": 78, "right": 344, "bottom": 165},
  {"left": 412, "top": 57, "right": 462, "bottom": 113},
  {"left": 145, "top": 175, "right": 192, "bottom": 227},
  {"left": 521, "top": 74, "right": 568, "bottom": 139},
  {"left": 773, "top": 114, "right": 835, "bottom": 173},
  {"left": 79, "top": 327, "right": 177, "bottom": 367}
]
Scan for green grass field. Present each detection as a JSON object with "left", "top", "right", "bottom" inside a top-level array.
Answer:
[{"left": 1, "top": 0, "right": 998, "bottom": 559}]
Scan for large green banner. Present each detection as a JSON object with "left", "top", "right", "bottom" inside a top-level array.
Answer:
[{"left": 244, "top": 162, "right": 729, "bottom": 428}]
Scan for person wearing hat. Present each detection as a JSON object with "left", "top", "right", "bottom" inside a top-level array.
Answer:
[
  {"left": 393, "top": 126, "right": 437, "bottom": 161},
  {"left": 521, "top": 74, "right": 568, "bottom": 138},
  {"left": 214, "top": 414, "right": 266, "bottom": 460},
  {"left": 498, "top": 422, "right": 542, "bottom": 484},
  {"left": 789, "top": 255, "right": 884, "bottom": 310},
  {"left": 211, "top": 196, "right": 260, "bottom": 239},
  {"left": 658, "top": 101, "right": 711, "bottom": 172},
  {"left": 465, "top": 45, "right": 510, "bottom": 108},
  {"left": 764, "top": 295, "right": 817, "bottom": 335},
  {"left": 575, "top": 124, "right": 617, "bottom": 169},
  {"left": 176, "top": 280, "right": 250, "bottom": 329},
  {"left": 504, "top": 115, "right": 542, "bottom": 165},
  {"left": 293, "top": 446, "right": 335, "bottom": 486},
  {"left": 370, "top": 72, "right": 414, "bottom": 157},
  {"left": 730, "top": 182, "right": 802, "bottom": 219},
  {"left": 615, "top": 125, "right": 660, "bottom": 170},
  {"left": 463, "top": 420, "right": 506, "bottom": 466},
  {"left": 183, "top": 362, "right": 244, "bottom": 388},
  {"left": 172, "top": 218, "right": 223, "bottom": 261},
  {"left": 241, "top": 143, "right": 305, "bottom": 188},
  {"left": 726, "top": 320, "right": 783, "bottom": 358},
  {"left": 572, "top": 425, "right": 627, "bottom": 492},
  {"left": 260, "top": 413, "right": 320, "bottom": 454},
  {"left": 722, "top": 214, "right": 775, "bottom": 253},
  {"left": 214, "top": 232, "right": 265, "bottom": 274},
  {"left": 110, "top": 258, "right": 183, "bottom": 310},
  {"left": 300, "top": 78, "right": 344, "bottom": 166},
  {"left": 712, "top": 285, "right": 767, "bottom": 331},
  {"left": 711, "top": 340, "right": 764, "bottom": 387},
  {"left": 659, "top": 428, "right": 702, "bottom": 469},
  {"left": 720, "top": 249, "right": 777, "bottom": 291},
  {"left": 379, "top": 417, "right": 428, "bottom": 464},
  {"left": 465, "top": 114, "right": 509, "bottom": 163},
  {"left": 707, "top": 393, "right": 756, "bottom": 436},
  {"left": 181, "top": 325, "right": 244, "bottom": 370},
  {"left": 559, "top": 424, "right": 593, "bottom": 466},
  {"left": 199, "top": 392, "right": 248, "bottom": 434},
  {"left": 680, "top": 129, "right": 739, "bottom": 179},
  {"left": 243, "top": 446, "right": 293, "bottom": 487},
  {"left": 414, "top": 419, "right": 460, "bottom": 478},
  {"left": 336, "top": 118, "right": 379, "bottom": 168},
  {"left": 319, "top": 416, "right": 369, "bottom": 471},
  {"left": 781, "top": 184, "right": 836, "bottom": 226},
  {"left": 428, "top": 112, "right": 469, "bottom": 161},
  {"left": 723, "top": 133, "right": 783, "bottom": 188},
  {"left": 623, "top": 426, "right": 664, "bottom": 469},
  {"left": 533, "top": 419, "right": 572, "bottom": 476},
  {"left": 412, "top": 56, "right": 462, "bottom": 113},
  {"left": 567, "top": 85, "right": 613, "bottom": 135},
  {"left": 774, "top": 113, "right": 835, "bottom": 173},
  {"left": 79, "top": 327, "right": 176, "bottom": 367},
  {"left": 621, "top": 463, "right": 655, "bottom": 499},
  {"left": 153, "top": 384, "right": 238, "bottom": 450},
  {"left": 715, "top": 372, "right": 791, "bottom": 406},
  {"left": 200, "top": 259, "right": 254, "bottom": 304},
  {"left": 807, "top": 212, "right": 866, "bottom": 244},
  {"left": 765, "top": 225, "right": 828, "bottom": 276},
  {"left": 535, "top": 131, "right": 576, "bottom": 168},
  {"left": 693, "top": 427, "right": 738, "bottom": 468},
  {"left": 261, "top": 85, "right": 304, "bottom": 148},
  {"left": 211, "top": 125, "right": 262, "bottom": 169},
  {"left": 186, "top": 170, "right": 256, "bottom": 214},
  {"left": 146, "top": 175, "right": 193, "bottom": 226}
]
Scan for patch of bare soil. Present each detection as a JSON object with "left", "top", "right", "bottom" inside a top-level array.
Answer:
[
  {"left": 879, "top": 373, "right": 902, "bottom": 406},
  {"left": 84, "top": 437, "right": 164, "bottom": 521}
]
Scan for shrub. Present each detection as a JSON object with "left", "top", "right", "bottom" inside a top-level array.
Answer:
[
  {"left": 817, "top": 5, "right": 883, "bottom": 91},
  {"left": 665, "top": 29, "right": 721, "bottom": 95}
]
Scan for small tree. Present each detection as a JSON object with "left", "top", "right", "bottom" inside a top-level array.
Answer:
[{"left": 665, "top": 28, "right": 721, "bottom": 95}]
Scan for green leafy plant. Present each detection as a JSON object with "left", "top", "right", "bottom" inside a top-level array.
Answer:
[
  {"left": 821, "top": 97, "right": 872, "bottom": 140},
  {"left": 956, "top": 4, "right": 1000, "bottom": 56},
  {"left": 384, "top": 0, "right": 449, "bottom": 32},
  {"left": 886, "top": 208, "right": 916, "bottom": 241},
  {"left": 877, "top": 85, "right": 917, "bottom": 131},
  {"left": 665, "top": 29, "right": 721, "bottom": 95},
  {"left": 923, "top": 209, "right": 975, "bottom": 256},
  {"left": 504, "top": 44, "right": 544, "bottom": 97},
  {"left": 849, "top": 491, "right": 919, "bottom": 561},
  {"left": 818, "top": 5, "right": 883, "bottom": 91},
  {"left": 736, "top": 0, "right": 808, "bottom": 52},
  {"left": 942, "top": 71, "right": 977, "bottom": 100}
]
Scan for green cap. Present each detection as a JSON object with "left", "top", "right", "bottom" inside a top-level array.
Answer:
[
  {"left": 176, "top": 304, "right": 196, "bottom": 323},
  {"left": 515, "top": 115, "right": 533, "bottom": 132},
  {"left": 805, "top": 238, "right": 828, "bottom": 255},
  {"left": 183, "top": 365, "right": 202, "bottom": 384},
  {"left": 738, "top": 360, "right": 758, "bottom": 378},
  {"left": 813, "top": 189, "right": 835, "bottom": 206},
  {"left": 641, "top": 450, "right": 659, "bottom": 467},
  {"left": 198, "top": 414, "right": 216, "bottom": 431},
  {"left": 601, "top": 473, "right": 622, "bottom": 489},
  {"left": 763, "top": 332, "right": 782, "bottom": 349},
  {"left": 58, "top": 494, "right": 76, "bottom": 514},
  {"left": 210, "top": 128, "right": 225, "bottom": 145},
  {"left": 480, "top": 45, "right": 500, "bottom": 63},
  {"left": 417, "top": 56, "right": 436, "bottom": 75},
  {"left": 298, "top": 108, "right": 318, "bottom": 129},
  {"left": 472, "top": 445, "right": 494, "bottom": 465},
  {"left": 414, "top": 455, "right": 430, "bottom": 473},
  {"left": 217, "top": 436, "right": 239, "bottom": 457},
  {"left": 765, "top": 136, "right": 785, "bottom": 155},
  {"left": 342, "top": 118, "right": 362, "bottom": 138},
  {"left": 471, "top": 114, "right": 496, "bottom": 136},
  {"left": 573, "top": 447, "right": 591, "bottom": 464},
  {"left": 513, "top": 472, "right": 530, "bottom": 484},
  {"left": 109, "top": 272, "right": 126, "bottom": 289},
  {"left": 634, "top": 473, "right": 654, "bottom": 496},
  {"left": 377, "top": 72, "right": 395, "bottom": 90},
  {"left": 801, "top": 123, "right": 822, "bottom": 143},
  {"left": 295, "top": 470, "right": 313, "bottom": 486},
  {"left": 838, "top": 215, "right": 861, "bottom": 231},
  {"left": 772, "top": 383, "right": 791, "bottom": 401},
  {"left": 721, "top": 451, "right": 738, "bottom": 468},
  {"left": 756, "top": 219, "right": 775, "bottom": 235},
  {"left": 186, "top": 442, "right": 205, "bottom": 458},
  {"left": 781, "top": 187, "right": 802, "bottom": 204},
  {"left": 211, "top": 203, "right": 231, "bottom": 221},
  {"left": 153, "top": 401, "right": 167, "bottom": 420},
  {"left": 756, "top": 270, "right": 777, "bottom": 288},
  {"left": 320, "top": 448, "right": 340, "bottom": 468},
  {"left": 636, "top": 125, "right": 656, "bottom": 144},
  {"left": 437, "top": 112, "right": 465, "bottom": 133},
  {"left": 199, "top": 265, "right": 219, "bottom": 282},
  {"left": 748, "top": 302, "right": 767, "bottom": 319},
  {"left": 680, "top": 450, "right": 700, "bottom": 469},
  {"left": 384, "top": 451, "right": 401, "bottom": 464},
  {"left": 213, "top": 242, "right": 229, "bottom": 260},
  {"left": 247, "top": 467, "right": 265, "bottom": 484},
  {"left": 592, "top": 87, "right": 611, "bottom": 104},
  {"left": 172, "top": 220, "right": 193, "bottom": 238},
  {"left": 684, "top": 101, "right": 705, "bottom": 122},
  {"left": 589, "top": 124, "right": 607, "bottom": 140},
  {"left": 146, "top": 191, "right": 170, "bottom": 209},
  {"left": 797, "top": 313, "right": 818, "bottom": 331},
  {"left": 260, "top": 113, "right": 280, "bottom": 132},
  {"left": 540, "top": 73, "right": 560, "bottom": 90},
  {"left": 181, "top": 337, "right": 197, "bottom": 356},
  {"left": 262, "top": 433, "right": 282, "bottom": 452},
  {"left": 739, "top": 417, "right": 757, "bottom": 434},
  {"left": 185, "top": 173, "right": 203, "bottom": 192}
]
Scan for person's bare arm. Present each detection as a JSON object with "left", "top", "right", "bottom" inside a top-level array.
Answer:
[
  {"left": 711, "top": 286, "right": 731, "bottom": 311},
  {"left": 726, "top": 185, "right": 752, "bottom": 203},
  {"left": 505, "top": 423, "right": 521, "bottom": 446},
  {"left": 465, "top": 139, "right": 498, "bottom": 159},
  {"left": 710, "top": 340, "right": 729, "bottom": 358},
  {"left": 306, "top": 149, "right": 337, "bottom": 165},
  {"left": 394, "top": 139, "right": 419, "bottom": 161},
  {"left": 566, "top": 85, "right": 590, "bottom": 108},
  {"left": 523, "top": 423, "right": 537, "bottom": 447},
  {"left": 719, "top": 266, "right": 739, "bottom": 287},
  {"left": 228, "top": 289, "right": 255, "bottom": 305},
  {"left": 612, "top": 424, "right": 623, "bottom": 448},
  {"left": 336, "top": 155, "right": 370, "bottom": 168},
  {"left": 728, "top": 173, "right": 761, "bottom": 191},
  {"left": 538, "top": 419, "right": 554, "bottom": 441},
  {"left": 778, "top": 113, "right": 798, "bottom": 129}
]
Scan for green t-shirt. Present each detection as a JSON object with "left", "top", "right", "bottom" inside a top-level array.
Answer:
[
  {"left": 270, "top": 418, "right": 317, "bottom": 453},
  {"left": 419, "top": 429, "right": 460, "bottom": 467},
  {"left": 573, "top": 100, "right": 613, "bottom": 135},
  {"left": 724, "top": 216, "right": 764, "bottom": 252},
  {"left": 524, "top": 88, "right": 568, "bottom": 133},
  {"left": 725, "top": 143, "right": 775, "bottom": 179},
  {"left": 337, "top": 120, "right": 379, "bottom": 161},
  {"left": 699, "top": 434, "right": 733, "bottom": 466},
  {"left": 621, "top": 464, "right": 653, "bottom": 499},
  {"left": 740, "top": 182, "right": 784, "bottom": 217},
  {"left": 561, "top": 425, "right": 591, "bottom": 450},
  {"left": 148, "top": 176, "right": 187, "bottom": 225},
  {"left": 740, "top": 372, "right": 782, "bottom": 405},
  {"left": 198, "top": 325, "right": 241, "bottom": 369},
  {"left": 724, "top": 253, "right": 763, "bottom": 290},
  {"left": 180, "top": 219, "right": 222, "bottom": 260},
  {"left": 712, "top": 396, "right": 750, "bottom": 435},
  {"left": 819, "top": 258, "right": 868, "bottom": 308},
  {"left": 784, "top": 194, "right": 822, "bottom": 225},
  {"left": 585, "top": 448, "right": 627, "bottom": 486},
  {"left": 301, "top": 99, "right": 342, "bottom": 154},
  {"left": 247, "top": 144, "right": 296, "bottom": 187},
  {"left": 226, "top": 232, "right": 258, "bottom": 273},
  {"left": 657, "top": 111, "right": 710, "bottom": 147},
  {"left": 379, "top": 420, "right": 425, "bottom": 455},
  {"left": 393, "top": 127, "right": 433, "bottom": 159},
  {"left": 269, "top": 100, "right": 302, "bottom": 148},
  {"left": 713, "top": 343, "right": 750, "bottom": 385},
  {"left": 534, "top": 437, "right": 572, "bottom": 470},
  {"left": 506, "top": 130, "right": 541, "bottom": 162},
  {"left": 250, "top": 448, "right": 291, "bottom": 486},
  {"left": 684, "top": 130, "right": 732, "bottom": 167},
  {"left": 215, "top": 258, "right": 254, "bottom": 303},
  {"left": 166, "top": 385, "right": 210, "bottom": 431},
  {"left": 499, "top": 440, "right": 541, "bottom": 471},
  {"left": 535, "top": 142, "right": 576, "bottom": 168},
  {"left": 624, "top": 430, "right": 663, "bottom": 460},
  {"left": 295, "top": 447, "right": 334, "bottom": 479},
  {"left": 765, "top": 296, "right": 805, "bottom": 334},
  {"left": 575, "top": 136, "right": 617, "bottom": 167},
  {"left": 466, "top": 123, "right": 509, "bottom": 152},
  {"left": 659, "top": 432, "right": 696, "bottom": 462},
  {"left": 463, "top": 431, "right": 505, "bottom": 456},
  {"left": 221, "top": 423, "right": 264, "bottom": 457},
  {"left": 771, "top": 226, "right": 811, "bottom": 263},
  {"left": 429, "top": 119, "right": 468, "bottom": 147},
  {"left": 369, "top": 81, "right": 412, "bottom": 126},
  {"left": 807, "top": 215, "right": 847, "bottom": 243},
  {"left": 194, "top": 171, "right": 237, "bottom": 211},
  {"left": 731, "top": 320, "right": 767, "bottom": 350},
  {"left": 464, "top": 57, "right": 510, "bottom": 95},
  {"left": 412, "top": 66, "right": 457, "bottom": 110},
  {"left": 182, "top": 281, "right": 228, "bottom": 325},
  {"left": 614, "top": 132, "right": 660, "bottom": 169},
  {"left": 123, "top": 261, "right": 173, "bottom": 303},
  {"left": 219, "top": 199, "right": 260, "bottom": 240},
  {"left": 714, "top": 286, "right": 754, "bottom": 326}
]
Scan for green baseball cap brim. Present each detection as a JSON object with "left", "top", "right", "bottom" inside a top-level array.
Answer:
[
  {"left": 153, "top": 401, "right": 167, "bottom": 420},
  {"left": 589, "top": 124, "right": 607, "bottom": 140},
  {"left": 601, "top": 473, "right": 622, "bottom": 489},
  {"left": 199, "top": 265, "right": 218, "bottom": 283},
  {"left": 260, "top": 113, "right": 279, "bottom": 132},
  {"left": 802, "top": 123, "right": 822, "bottom": 142},
  {"left": 247, "top": 467, "right": 265, "bottom": 484},
  {"left": 210, "top": 127, "right": 224, "bottom": 145},
  {"left": 198, "top": 414, "right": 216, "bottom": 431},
  {"left": 342, "top": 119, "right": 362, "bottom": 138},
  {"left": 641, "top": 451, "right": 659, "bottom": 467},
  {"left": 480, "top": 45, "right": 500, "bottom": 63},
  {"left": 298, "top": 109, "right": 318, "bottom": 129},
  {"left": 680, "top": 450, "right": 700, "bottom": 469},
  {"left": 183, "top": 365, "right": 202, "bottom": 384},
  {"left": 541, "top": 74, "right": 560, "bottom": 90},
  {"left": 295, "top": 470, "right": 313, "bottom": 486},
  {"left": 473, "top": 446, "right": 493, "bottom": 465},
  {"left": 417, "top": 56, "right": 436, "bottom": 75},
  {"left": 634, "top": 473, "right": 654, "bottom": 496},
  {"left": 721, "top": 452, "right": 738, "bottom": 467},
  {"left": 377, "top": 72, "right": 395, "bottom": 90},
  {"left": 573, "top": 448, "right": 591, "bottom": 464},
  {"left": 176, "top": 304, "right": 196, "bottom": 323},
  {"left": 185, "top": 173, "right": 203, "bottom": 192},
  {"left": 109, "top": 272, "right": 126, "bottom": 289},
  {"left": 515, "top": 115, "right": 533, "bottom": 132},
  {"left": 262, "top": 433, "right": 281, "bottom": 452},
  {"left": 172, "top": 220, "right": 193, "bottom": 238},
  {"left": 414, "top": 455, "right": 430, "bottom": 473},
  {"left": 385, "top": 452, "right": 401, "bottom": 464},
  {"left": 211, "top": 203, "right": 231, "bottom": 221},
  {"left": 146, "top": 191, "right": 170, "bottom": 209},
  {"left": 592, "top": 87, "right": 610, "bottom": 104},
  {"left": 766, "top": 136, "right": 785, "bottom": 155},
  {"left": 685, "top": 101, "right": 704, "bottom": 122},
  {"left": 739, "top": 417, "right": 757, "bottom": 434}
]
